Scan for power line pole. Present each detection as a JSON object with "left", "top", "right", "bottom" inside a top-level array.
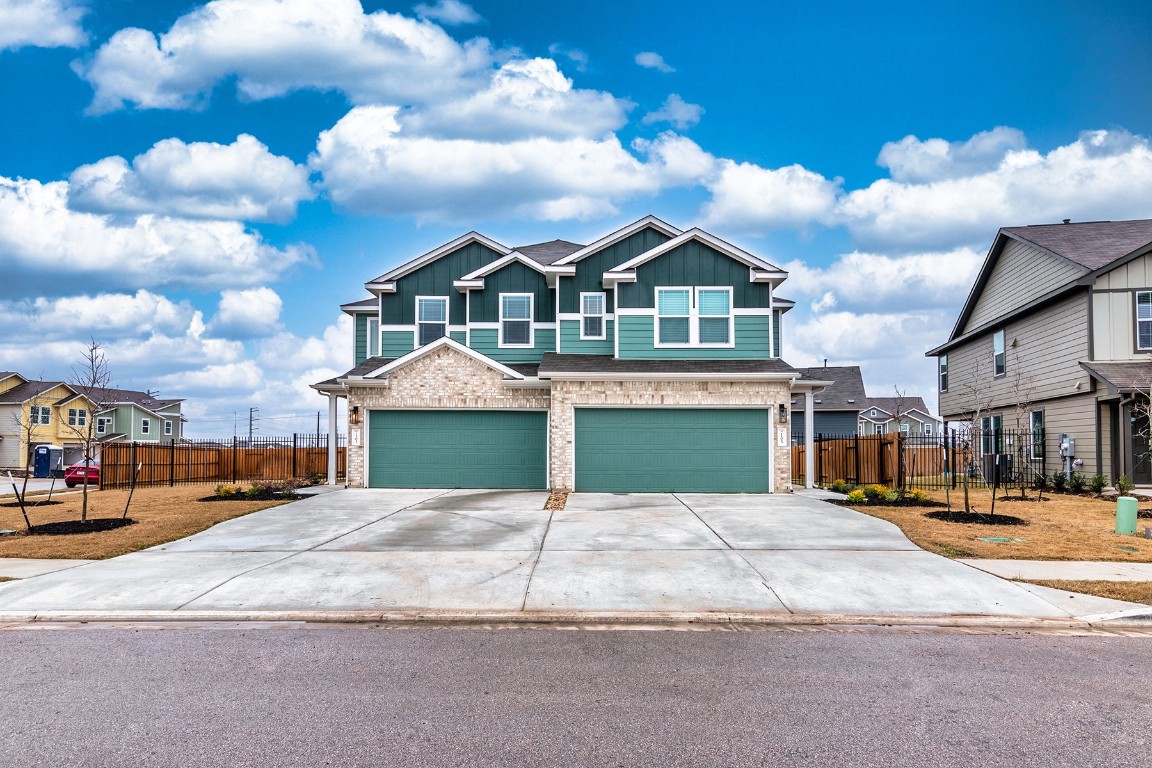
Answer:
[{"left": 248, "top": 407, "right": 259, "bottom": 445}]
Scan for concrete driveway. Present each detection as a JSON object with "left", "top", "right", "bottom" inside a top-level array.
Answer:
[{"left": 0, "top": 489, "right": 1142, "bottom": 623}]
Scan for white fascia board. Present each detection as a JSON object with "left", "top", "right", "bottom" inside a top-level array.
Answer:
[
  {"left": 365, "top": 232, "right": 512, "bottom": 288},
  {"left": 458, "top": 252, "right": 547, "bottom": 280},
  {"left": 537, "top": 371, "right": 798, "bottom": 382},
  {"left": 602, "top": 271, "right": 636, "bottom": 286},
  {"left": 453, "top": 279, "right": 485, "bottom": 293},
  {"left": 552, "top": 216, "right": 683, "bottom": 266},
  {"left": 751, "top": 267, "right": 789, "bottom": 284},
  {"left": 608, "top": 228, "right": 787, "bottom": 276},
  {"left": 790, "top": 379, "right": 834, "bottom": 390},
  {"left": 364, "top": 281, "right": 396, "bottom": 293},
  {"left": 354, "top": 336, "right": 526, "bottom": 382}
]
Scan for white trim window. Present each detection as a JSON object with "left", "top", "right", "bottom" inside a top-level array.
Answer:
[
  {"left": 141, "top": 418, "right": 150, "bottom": 435},
  {"left": 1029, "top": 410, "right": 1045, "bottom": 460},
  {"left": 655, "top": 287, "right": 733, "bottom": 347},
  {"left": 96, "top": 416, "right": 111, "bottom": 435},
  {"left": 580, "top": 292, "right": 606, "bottom": 340},
  {"left": 924, "top": 424, "right": 933, "bottom": 436},
  {"left": 164, "top": 420, "right": 173, "bottom": 436},
  {"left": 30, "top": 405, "right": 50, "bottom": 425},
  {"left": 1138, "top": 292, "right": 1152, "bottom": 350},
  {"left": 500, "top": 294, "right": 533, "bottom": 347},
  {"left": 993, "top": 330, "right": 1006, "bottom": 377},
  {"left": 939, "top": 354, "right": 948, "bottom": 392},
  {"left": 367, "top": 317, "right": 380, "bottom": 357},
  {"left": 68, "top": 408, "right": 86, "bottom": 427},
  {"left": 416, "top": 297, "right": 448, "bottom": 346}
]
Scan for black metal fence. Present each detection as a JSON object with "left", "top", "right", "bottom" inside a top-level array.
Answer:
[
  {"left": 793, "top": 428, "right": 1053, "bottom": 491},
  {"left": 100, "top": 434, "right": 346, "bottom": 490}
]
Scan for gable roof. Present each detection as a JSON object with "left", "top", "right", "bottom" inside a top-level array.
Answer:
[
  {"left": 454, "top": 251, "right": 548, "bottom": 291},
  {"left": 340, "top": 297, "right": 378, "bottom": 313},
  {"left": 354, "top": 337, "right": 528, "bottom": 382},
  {"left": 365, "top": 232, "right": 512, "bottom": 290},
  {"left": 602, "top": 228, "right": 788, "bottom": 285},
  {"left": 789, "top": 366, "right": 866, "bottom": 412},
  {"left": 0, "top": 380, "right": 72, "bottom": 405},
  {"left": 551, "top": 215, "right": 683, "bottom": 266},
  {"left": 935, "top": 219, "right": 1152, "bottom": 353},
  {"left": 514, "top": 239, "right": 584, "bottom": 265},
  {"left": 1080, "top": 361, "right": 1152, "bottom": 395},
  {"left": 73, "top": 386, "right": 181, "bottom": 411},
  {"left": 862, "top": 396, "right": 934, "bottom": 419}
]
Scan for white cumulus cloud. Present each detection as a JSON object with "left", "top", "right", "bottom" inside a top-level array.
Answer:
[
  {"left": 642, "top": 94, "right": 703, "bottom": 130},
  {"left": 0, "top": 175, "right": 312, "bottom": 298},
  {"left": 0, "top": 0, "right": 85, "bottom": 50},
  {"left": 208, "top": 287, "right": 284, "bottom": 338},
  {"left": 68, "top": 134, "right": 313, "bottom": 222},
  {"left": 635, "top": 51, "right": 673, "bottom": 73},
  {"left": 701, "top": 160, "right": 842, "bottom": 232},
  {"left": 0, "top": 290, "right": 198, "bottom": 340},
  {"left": 876, "top": 127, "right": 1028, "bottom": 183},
  {"left": 413, "top": 0, "right": 480, "bottom": 25}
]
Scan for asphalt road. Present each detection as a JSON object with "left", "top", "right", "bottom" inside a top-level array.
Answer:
[{"left": 1, "top": 623, "right": 1149, "bottom": 767}]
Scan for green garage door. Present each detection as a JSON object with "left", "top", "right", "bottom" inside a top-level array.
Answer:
[
  {"left": 369, "top": 410, "right": 547, "bottom": 489},
  {"left": 575, "top": 408, "right": 770, "bottom": 493}
]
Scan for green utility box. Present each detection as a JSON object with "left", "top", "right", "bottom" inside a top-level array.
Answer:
[{"left": 1116, "top": 496, "right": 1138, "bottom": 535}]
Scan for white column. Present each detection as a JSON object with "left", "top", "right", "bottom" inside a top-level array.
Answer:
[
  {"left": 805, "top": 390, "right": 816, "bottom": 489},
  {"left": 327, "top": 394, "right": 339, "bottom": 485}
]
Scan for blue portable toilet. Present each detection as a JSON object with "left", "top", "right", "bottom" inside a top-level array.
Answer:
[{"left": 32, "top": 444, "right": 63, "bottom": 478}]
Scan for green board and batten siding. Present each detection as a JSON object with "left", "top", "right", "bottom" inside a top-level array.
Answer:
[
  {"left": 468, "top": 261, "right": 555, "bottom": 323},
  {"left": 574, "top": 408, "right": 771, "bottom": 492},
  {"left": 616, "top": 314, "right": 772, "bottom": 360},
  {"left": 368, "top": 410, "right": 546, "bottom": 489},
  {"left": 615, "top": 240, "right": 772, "bottom": 310},
  {"left": 559, "top": 227, "right": 673, "bottom": 314},
  {"left": 380, "top": 241, "right": 505, "bottom": 326}
]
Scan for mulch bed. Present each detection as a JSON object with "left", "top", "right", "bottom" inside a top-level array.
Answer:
[
  {"left": 197, "top": 493, "right": 296, "bottom": 502},
  {"left": 923, "top": 510, "right": 1028, "bottom": 526},
  {"left": 29, "top": 518, "right": 136, "bottom": 535},
  {"left": 0, "top": 500, "right": 64, "bottom": 508},
  {"left": 829, "top": 498, "right": 949, "bottom": 509}
]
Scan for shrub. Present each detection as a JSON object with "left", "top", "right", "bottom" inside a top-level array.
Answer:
[
  {"left": 245, "top": 479, "right": 305, "bottom": 500},
  {"left": 1034, "top": 471, "right": 1049, "bottom": 492},
  {"left": 215, "top": 484, "right": 242, "bottom": 498},
  {"left": 1089, "top": 473, "right": 1108, "bottom": 495},
  {"left": 862, "top": 484, "right": 888, "bottom": 501},
  {"left": 827, "top": 479, "right": 855, "bottom": 494},
  {"left": 305, "top": 471, "right": 325, "bottom": 486},
  {"left": 1118, "top": 475, "right": 1135, "bottom": 495},
  {"left": 1050, "top": 471, "right": 1067, "bottom": 493},
  {"left": 1068, "top": 472, "right": 1087, "bottom": 494},
  {"left": 881, "top": 490, "right": 902, "bottom": 504},
  {"left": 908, "top": 488, "right": 929, "bottom": 502},
  {"left": 846, "top": 489, "right": 867, "bottom": 504}
]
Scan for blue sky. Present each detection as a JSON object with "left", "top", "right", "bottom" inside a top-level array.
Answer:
[{"left": 2, "top": 0, "right": 1151, "bottom": 436}]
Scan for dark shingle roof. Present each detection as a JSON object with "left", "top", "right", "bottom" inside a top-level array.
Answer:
[
  {"left": 73, "top": 386, "right": 181, "bottom": 410},
  {"left": 790, "top": 366, "right": 866, "bottom": 411},
  {"left": 538, "top": 354, "right": 797, "bottom": 376},
  {"left": 0, "top": 371, "right": 18, "bottom": 379},
  {"left": 1080, "top": 361, "right": 1152, "bottom": 393},
  {"left": 863, "top": 396, "right": 932, "bottom": 417},
  {"left": 515, "top": 240, "right": 585, "bottom": 265},
  {"left": 0, "top": 380, "right": 65, "bottom": 404},
  {"left": 341, "top": 297, "right": 378, "bottom": 312},
  {"left": 505, "top": 363, "right": 541, "bottom": 377},
  {"left": 1004, "top": 219, "right": 1152, "bottom": 271}
]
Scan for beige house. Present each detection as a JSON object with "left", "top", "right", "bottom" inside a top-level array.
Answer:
[{"left": 928, "top": 219, "right": 1152, "bottom": 484}]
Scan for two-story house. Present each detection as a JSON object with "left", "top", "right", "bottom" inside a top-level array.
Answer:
[
  {"left": 928, "top": 218, "right": 1152, "bottom": 485},
  {"left": 0, "top": 372, "right": 186, "bottom": 472},
  {"left": 857, "top": 397, "right": 942, "bottom": 436},
  {"left": 314, "top": 216, "right": 828, "bottom": 492}
]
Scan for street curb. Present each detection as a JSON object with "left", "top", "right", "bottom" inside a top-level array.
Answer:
[{"left": 1, "top": 609, "right": 1150, "bottom": 630}]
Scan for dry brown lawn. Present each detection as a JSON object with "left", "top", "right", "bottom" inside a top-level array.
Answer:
[
  {"left": 0, "top": 485, "right": 289, "bottom": 560},
  {"left": 1021, "top": 579, "right": 1152, "bottom": 605},
  {"left": 852, "top": 489, "right": 1152, "bottom": 562}
]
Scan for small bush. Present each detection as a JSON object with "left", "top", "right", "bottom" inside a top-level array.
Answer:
[
  {"left": 881, "top": 490, "right": 902, "bottom": 504},
  {"left": 846, "top": 489, "right": 867, "bottom": 504},
  {"left": 215, "top": 484, "right": 242, "bottom": 498},
  {"left": 305, "top": 471, "right": 325, "bottom": 486},
  {"left": 862, "top": 484, "right": 888, "bottom": 501},
  {"left": 827, "top": 479, "right": 855, "bottom": 494},
  {"left": 1050, "top": 471, "right": 1067, "bottom": 493},
  {"left": 1089, "top": 473, "right": 1108, "bottom": 494},
  {"left": 1034, "top": 472, "right": 1049, "bottom": 492},
  {"left": 908, "top": 488, "right": 929, "bottom": 502},
  {"left": 245, "top": 479, "right": 305, "bottom": 500},
  {"left": 1069, "top": 472, "right": 1087, "bottom": 494},
  {"left": 1118, "top": 475, "right": 1135, "bottom": 495}
]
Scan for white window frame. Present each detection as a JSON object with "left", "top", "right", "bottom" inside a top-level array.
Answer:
[
  {"left": 68, "top": 408, "right": 86, "bottom": 427},
  {"left": 164, "top": 420, "right": 173, "bottom": 436},
  {"left": 924, "top": 424, "right": 933, "bottom": 436},
  {"left": 993, "top": 330, "right": 1006, "bottom": 377},
  {"left": 939, "top": 354, "right": 948, "bottom": 392},
  {"left": 141, "top": 418, "right": 150, "bottom": 435},
  {"left": 580, "top": 292, "right": 606, "bottom": 340},
  {"left": 499, "top": 293, "right": 534, "bottom": 348},
  {"left": 1137, "top": 292, "right": 1152, "bottom": 351},
  {"left": 96, "top": 416, "right": 111, "bottom": 435},
  {"left": 416, "top": 296, "right": 449, "bottom": 347},
  {"left": 30, "top": 405, "right": 50, "bottom": 425},
  {"left": 654, "top": 286, "right": 735, "bottom": 348},
  {"left": 1029, "top": 410, "right": 1045, "bottom": 460},
  {"left": 367, "top": 317, "right": 380, "bottom": 357}
]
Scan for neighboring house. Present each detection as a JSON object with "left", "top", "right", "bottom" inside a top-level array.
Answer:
[
  {"left": 790, "top": 366, "right": 867, "bottom": 440},
  {"left": 315, "top": 215, "right": 827, "bottom": 493},
  {"left": 927, "top": 218, "right": 1152, "bottom": 484},
  {"left": 858, "top": 397, "right": 942, "bottom": 436},
  {"left": 0, "top": 373, "right": 186, "bottom": 472}
]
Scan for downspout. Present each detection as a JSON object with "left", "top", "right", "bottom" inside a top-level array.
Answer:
[{"left": 327, "top": 393, "right": 339, "bottom": 485}]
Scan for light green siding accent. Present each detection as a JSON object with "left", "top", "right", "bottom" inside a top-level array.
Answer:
[
  {"left": 558, "top": 319, "right": 614, "bottom": 355},
  {"left": 616, "top": 315, "right": 771, "bottom": 359},
  {"left": 354, "top": 313, "right": 369, "bottom": 365},
  {"left": 468, "top": 328, "right": 556, "bottom": 362},
  {"left": 616, "top": 240, "right": 772, "bottom": 310},
  {"left": 368, "top": 410, "right": 546, "bottom": 489},
  {"left": 449, "top": 331, "right": 467, "bottom": 344},
  {"left": 772, "top": 309, "right": 782, "bottom": 358},
  {"left": 381, "top": 330, "right": 415, "bottom": 358},
  {"left": 575, "top": 408, "right": 770, "bottom": 492},
  {"left": 469, "top": 262, "right": 554, "bottom": 322}
]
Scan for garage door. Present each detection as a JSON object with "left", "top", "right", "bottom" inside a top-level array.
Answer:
[
  {"left": 368, "top": 410, "right": 546, "bottom": 489},
  {"left": 575, "top": 408, "right": 770, "bottom": 493}
]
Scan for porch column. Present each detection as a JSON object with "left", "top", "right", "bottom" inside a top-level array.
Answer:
[
  {"left": 805, "top": 390, "right": 816, "bottom": 489},
  {"left": 327, "top": 393, "right": 339, "bottom": 486}
]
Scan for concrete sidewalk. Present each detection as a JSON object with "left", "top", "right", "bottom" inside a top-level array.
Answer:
[
  {"left": 0, "top": 489, "right": 1147, "bottom": 627},
  {"left": 961, "top": 559, "right": 1152, "bottom": 581}
]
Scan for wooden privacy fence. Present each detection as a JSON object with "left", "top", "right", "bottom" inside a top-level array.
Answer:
[
  {"left": 100, "top": 436, "right": 346, "bottom": 489},
  {"left": 792, "top": 433, "right": 948, "bottom": 489}
]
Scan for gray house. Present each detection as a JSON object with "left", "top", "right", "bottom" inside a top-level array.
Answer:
[
  {"left": 927, "top": 218, "right": 1152, "bottom": 484},
  {"left": 790, "top": 366, "right": 867, "bottom": 440},
  {"left": 315, "top": 215, "right": 829, "bottom": 492},
  {"left": 858, "top": 397, "right": 942, "bottom": 436}
]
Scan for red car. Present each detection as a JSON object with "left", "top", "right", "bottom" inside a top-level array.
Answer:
[{"left": 64, "top": 461, "right": 100, "bottom": 488}]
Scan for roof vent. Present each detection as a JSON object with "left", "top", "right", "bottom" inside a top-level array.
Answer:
[
  {"left": 847, "top": 399, "right": 855, "bottom": 404},
  {"left": 1062, "top": 218, "right": 1071, "bottom": 224},
  {"left": 814, "top": 399, "right": 822, "bottom": 404}
]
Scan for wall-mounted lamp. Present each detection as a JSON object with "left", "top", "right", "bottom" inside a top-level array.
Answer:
[
  {"left": 779, "top": 403, "right": 788, "bottom": 424},
  {"left": 350, "top": 405, "right": 361, "bottom": 425}
]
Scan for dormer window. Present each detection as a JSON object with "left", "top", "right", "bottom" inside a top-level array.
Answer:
[
  {"left": 417, "top": 297, "right": 448, "bottom": 346},
  {"left": 656, "top": 287, "right": 733, "bottom": 347},
  {"left": 581, "top": 293, "right": 606, "bottom": 340},
  {"left": 500, "top": 294, "right": 533, "bottom": 347}
]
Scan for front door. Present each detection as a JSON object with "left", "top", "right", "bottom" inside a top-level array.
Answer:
[{"left": 1133, "top": 405, "right": 1152, "bottom": 485}]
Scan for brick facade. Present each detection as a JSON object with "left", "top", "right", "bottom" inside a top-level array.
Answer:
[{"left": 344, "top": 344, "right": 792, "bottom": 491}]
